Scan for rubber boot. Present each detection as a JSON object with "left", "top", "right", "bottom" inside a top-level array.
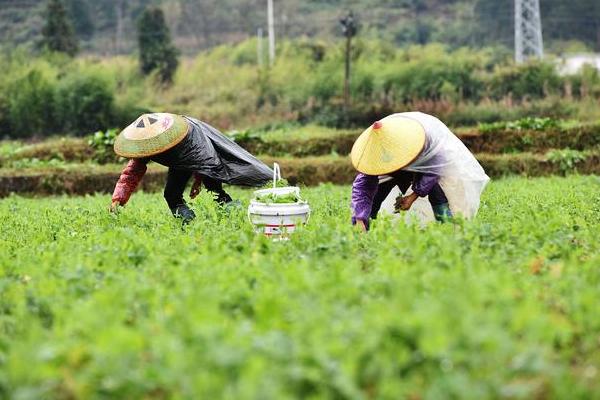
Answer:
[
  {"left": 171, "top": 203, "right": 196, "bottom": 224},
  {"left": 432, "top": 203, "right": 453, "bottom": 222}
]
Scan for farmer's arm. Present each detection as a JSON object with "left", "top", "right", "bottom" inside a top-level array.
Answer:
[
  {"left": 190, "top": 172, "right": 202, "bottom": 199},
  {"left": 413, "top": 173, "right": 439, "bottom": 197},
  {"left": 351, "top": 173, "right": 379, "bottom": 230},
  {"left": 111, "top": 159, "right": 148, "bottom": 208},
  {"left": 397, "top": 173, "right": 439, "bottom": 210}
]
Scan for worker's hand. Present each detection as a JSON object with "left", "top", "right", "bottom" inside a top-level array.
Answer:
[
  {"left": 109, "top": 201, "right": 121, "bottom": 213},
  {"left": 395, "top": 192, "right": 419, "bottom": 212},
  {"left": 355, "top": 219, "right": 368, "bottom": 232},
  {"left": 190, "top": 180, "right": 201, "bottom": 199}
]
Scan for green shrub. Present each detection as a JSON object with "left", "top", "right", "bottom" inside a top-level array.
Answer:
[
  {"left": 310, "top": 62, "right": 342, "bottom": 104},
  {"left": 0, "top": 94, "right": 10, "bottom": 136},
  {"left": 1, "top": 40, "right": 599, "bottom": 136},
  {"left": 302, "top": 102, "right": 390, "bottom": 129},
  {"left": 55, "top": 72, "right": 116, "bottom": 135},
  {"left": 6, "top": 69, "right": 58, "bottom": 137},
  {"left": 568, "top": 64, "right": 600, "bottom": 98},
  {"left": 489, "top": 61, "right": 563, "bottom": 100},
  {"left": 383, "top": 45, "right": 485, "bottom": 103},
  {"left": 230, "top": 38, "right": 260, "bottom": 66}
]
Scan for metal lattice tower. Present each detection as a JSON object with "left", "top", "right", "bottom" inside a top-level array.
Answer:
[{"left": 515, "top": 0, "right": 544, "bottom": 63}]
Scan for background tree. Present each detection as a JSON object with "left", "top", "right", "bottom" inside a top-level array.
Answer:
[
  {"left": 41, "top": 0, "right": 79, "bottom": 56},
  {"left": 3, "top": 0, "right": 600, "bottom": 54},
  {"left": 137, "top": 6, "right": 179, "bottom": 84},
  {"left": 65, "top": 0, "right": 95, "bottom": 41},
  {"left": 340, "top": 11, "right": 358, "bottom": 111},
  {"left": 540, "top": 0, "right": 600, "bottom": 51},
  {"left": 176, "top": 0, "right": 218, "bottom": 49}
]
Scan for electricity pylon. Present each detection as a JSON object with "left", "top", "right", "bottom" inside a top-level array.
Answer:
[{"left": 515, "top": 0, "right": 544, "bottom": 63}]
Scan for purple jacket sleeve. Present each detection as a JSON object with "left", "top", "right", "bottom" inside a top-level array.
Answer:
[
  {"left": 412, "top": 173, "right": 440, "bottom": 197},
  {"left": 351, "top": 173, "right": 379, "bottom": 225}
]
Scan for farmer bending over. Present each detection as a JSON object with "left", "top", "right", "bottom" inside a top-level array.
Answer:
[
  {"left": 350, "top": 112, "right": 490, "bottom": 231},
  {"left": 110, "top": 113, "right": 272, "bottom": 223}
]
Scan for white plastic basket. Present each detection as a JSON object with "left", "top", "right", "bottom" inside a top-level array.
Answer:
[{"left": 248, "top": 163, "right": 311, "bottom": 237}]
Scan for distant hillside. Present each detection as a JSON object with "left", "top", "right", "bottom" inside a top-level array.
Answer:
[{"left": 0, "top": 0, "right": 599, "bottom": 55}]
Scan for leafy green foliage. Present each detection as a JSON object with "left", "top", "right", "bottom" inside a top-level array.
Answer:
[
  {"left": 567, "top": 64, "right": 600, "bottom": 98},
  {"left": 546, "top": 149, "right": 588, "bottom": 174},
  {"left": 254, "top": 180, "right": 298, "bottom": 203},
  {"left": 254, "top": 191, "right": 302, "bottom": 204},
  {"left": 137, "top": 7, "right": 179, "bottom": 84},
  {"left": 228, "top": 129, "right": 263, "bottom": 143},
  {"left": 88, "top": 128, "right": 119, "bottom": 163},
  {"left": 479, "top": 117, "right": 560, "bottom": 134},
  {"left": 2, "top": 39, "right": 600, "bottom": 137},
  {"left": 263, "top": 178, "right": 291, "bottom": 189},
  {"left": 0, "top": 56, "right": 130, "bottom": 138},
  {"left": 489, "top": 62, "right": 563, "bottom": 100},
  {"left": 0, "top": 176, "right": 599, "bottom": 398},
  {"left": 5, "top": 69, "right": 58, "bottom": 137},
  {"left": 1, "top": 157, "right": 68, "bottom": 170},
  {"left": 55, "top": 72, "right": 116, "bottom": 135}
]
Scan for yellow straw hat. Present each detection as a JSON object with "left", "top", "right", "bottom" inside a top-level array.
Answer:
[
  {"left": 114, "top": 113, "right": 190, "bottom": 158},
  {"left": 350, "top": 116, "right": 426, "bottom": 175}
]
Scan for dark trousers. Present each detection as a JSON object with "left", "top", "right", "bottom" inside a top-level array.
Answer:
[
  {"left": 370, "top": 171, "right": 449, "bottom": 219},
  {"left": 163, "top": 169, "right": 232, "bottom": 209}
]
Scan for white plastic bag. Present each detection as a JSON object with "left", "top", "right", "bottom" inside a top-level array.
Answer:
[{"left": 379, "top": 112, "right": 490, "bottom": 223}]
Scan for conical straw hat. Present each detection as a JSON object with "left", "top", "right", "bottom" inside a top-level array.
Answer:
[
  {"left": 114, "top": 113, "right": 190, "bottom": 158},
  {"left": 350, "top": 116, "right": 426, "bottom": 175}
]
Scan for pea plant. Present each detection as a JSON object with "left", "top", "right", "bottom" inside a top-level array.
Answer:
[{"left": 0, "top": 176, "right": 599, "bottom": 399}]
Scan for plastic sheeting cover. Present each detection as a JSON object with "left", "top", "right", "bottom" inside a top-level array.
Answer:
[
  {"left": 379, "top": 112, "right": 490, "bottom": 222},
  {"left": 150, "top": 117, "right": 273, "bottom": 186}
]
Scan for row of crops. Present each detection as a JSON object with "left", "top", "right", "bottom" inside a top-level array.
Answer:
[
  {"left": 1, "top": 119, "right": 599, "bottom": 197},
  {"left": 1, "top": 176, "right": 599, "bottom": 398},
  {"left": 1, "top": 117, "right": 599, "bottom": 398}
]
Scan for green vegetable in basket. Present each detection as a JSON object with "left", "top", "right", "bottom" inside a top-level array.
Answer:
[
  {"left": 258, "top": 178, "right": 290, "bottom": 190},
  {"left": 254, "top": 192, "right": 302, "bottom": 204}
]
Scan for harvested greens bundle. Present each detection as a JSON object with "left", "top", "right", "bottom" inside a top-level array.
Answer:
[{"left": 254, "top": 191, "right": 303, "bottom": 204}]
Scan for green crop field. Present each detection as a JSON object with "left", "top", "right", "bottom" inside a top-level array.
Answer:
[{"left": 1, "top": 176, "right": 599, "bottom": 399}]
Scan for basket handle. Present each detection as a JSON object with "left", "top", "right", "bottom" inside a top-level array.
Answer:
[{"left": 273, "top": 163, "right": 281, "bottom": 189}]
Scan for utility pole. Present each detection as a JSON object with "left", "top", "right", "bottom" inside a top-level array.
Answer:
[
  {"left": 114, "top": 0, "right": 124, "bottom": 54},
  {"left": 340, "top": 11, "right": 358, "bottom": 111},
  {"left": 257, "top": 28, "right": 264, "bottom": 67},
  {"left": 514, "top": 0, "right": 544, "bottom": 64},
  {"left": 267, "top": 0, "right": 275, "bottom": 66}
]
